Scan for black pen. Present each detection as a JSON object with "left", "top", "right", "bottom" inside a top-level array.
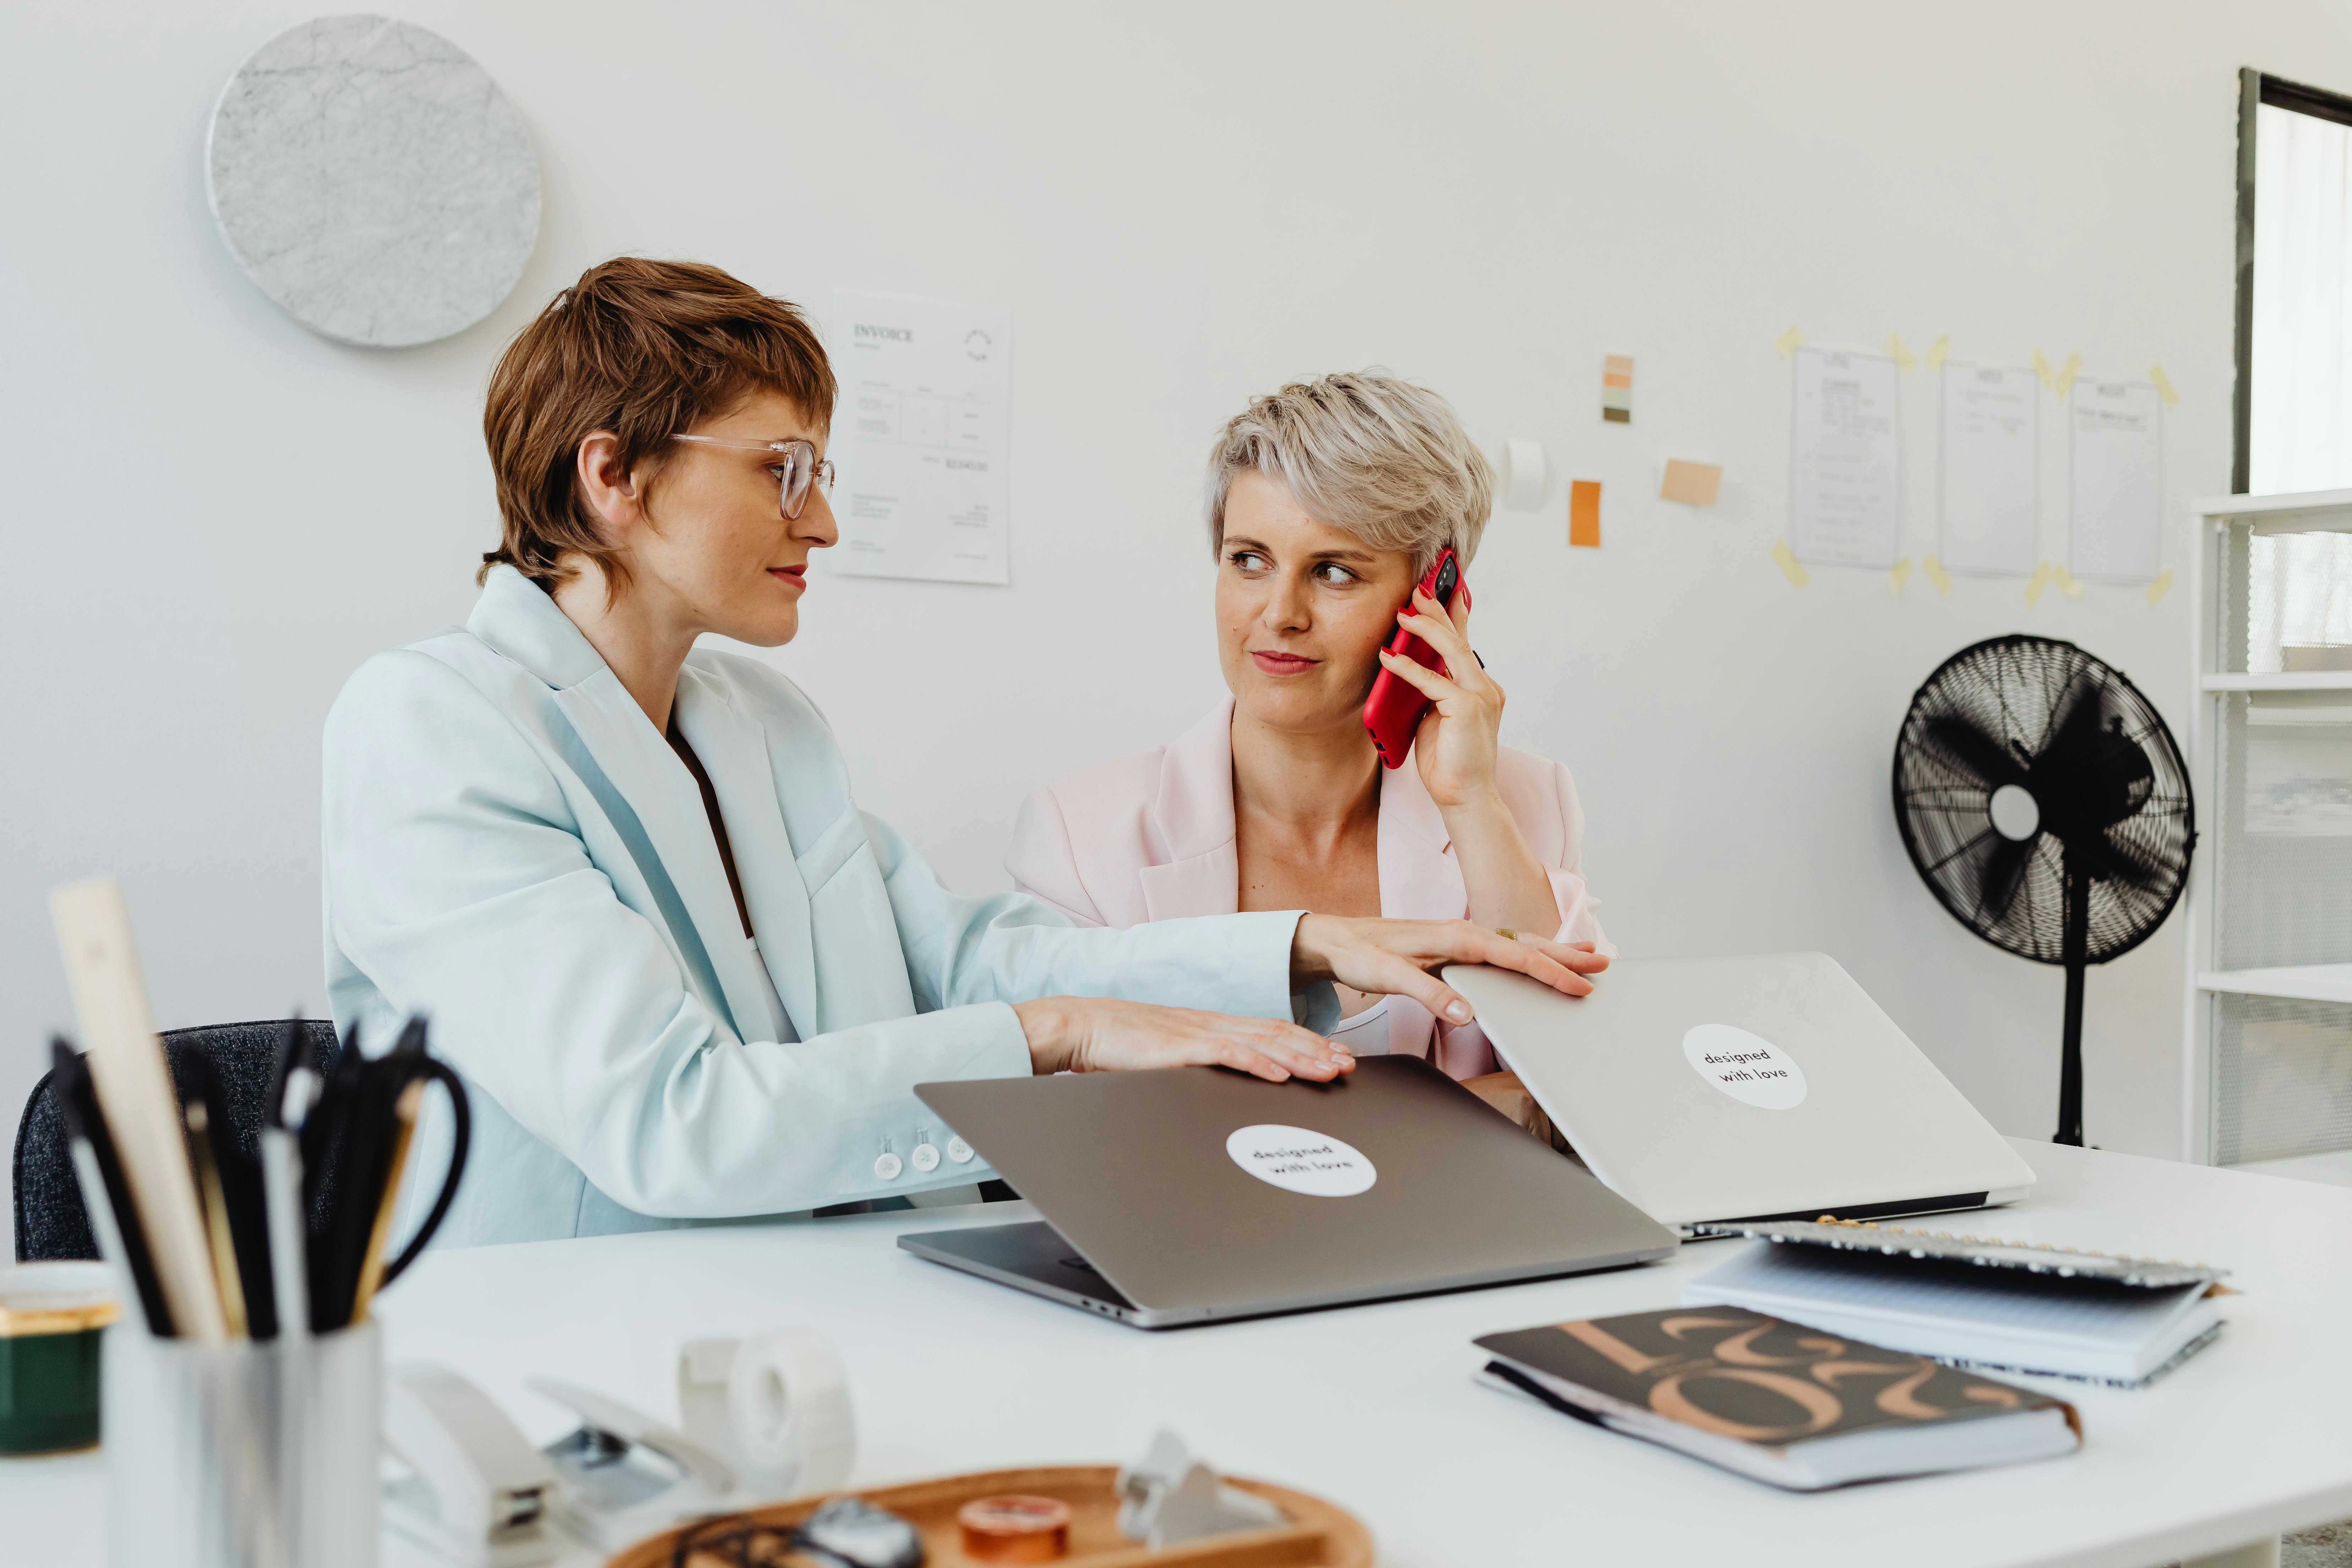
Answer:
[
  {"left": 49, "top": 1038, "right": 174, "bottom": 1336},
  {"left": 261, "top": 1016, "right": 315, "bottom": 1347},
  {"left": 186, "top": 1046, "right": 278, "bottom": 1338}
]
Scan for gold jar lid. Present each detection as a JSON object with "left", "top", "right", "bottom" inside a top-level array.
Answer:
[{"left": 0, "top": 1262, "right": 121, "bottom": 1338}]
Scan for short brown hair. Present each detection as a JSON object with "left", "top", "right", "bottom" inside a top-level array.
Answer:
[{"left": 480, "top": 257, "right": 836, "bottom": 590}]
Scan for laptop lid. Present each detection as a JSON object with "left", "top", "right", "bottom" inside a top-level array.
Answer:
[
  {"left": 911, "top": 1055, "right": 1677, "bottom": 1325},
  {"left": 1441, "top": 953, "right": 2036, "bottom": 1228}
]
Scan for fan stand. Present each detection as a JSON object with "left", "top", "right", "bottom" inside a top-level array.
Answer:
[{"left": 2057, "top": 855, "right": 2089, "bottom": 1148}]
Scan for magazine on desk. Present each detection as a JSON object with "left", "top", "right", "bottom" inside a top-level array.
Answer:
[{"left": 1476, "top": 1306, "right": 2081, "bottom": 1491}]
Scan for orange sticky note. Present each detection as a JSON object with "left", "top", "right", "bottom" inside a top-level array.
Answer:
[
  {"left": 1660, "top": 460, "right": 1721, "bottom": 506},
  {"left": 1569, "top": 480, "right": 1601, "bottom": 548}
]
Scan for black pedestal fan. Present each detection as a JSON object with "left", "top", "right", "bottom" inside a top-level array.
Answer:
[{"left": 1891, "top": 635, "right": 2196, "bottom": 1146}]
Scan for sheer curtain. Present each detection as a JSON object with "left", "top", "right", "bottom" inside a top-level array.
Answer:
[{"left": 2249, "top": 102, "right": 2352, "bottom": 668}]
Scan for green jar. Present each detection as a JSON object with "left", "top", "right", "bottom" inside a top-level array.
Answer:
[{"left": 0, "top": 1262, "right": 118, "bottom": 1455}]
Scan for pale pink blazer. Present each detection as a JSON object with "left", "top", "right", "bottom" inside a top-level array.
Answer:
[{"left": 1006, "top": 699, "right": 1609, "bottom": 1079}]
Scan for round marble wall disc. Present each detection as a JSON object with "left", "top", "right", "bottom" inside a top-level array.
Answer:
[{"left": 206, "top": 15, "right": 542, "bottom": 348}]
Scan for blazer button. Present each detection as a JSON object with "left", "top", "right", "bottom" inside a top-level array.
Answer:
[
  {"left": 910, "top": 1143, "right": 941, "bottom": 1173},
  {"left": 873, "top": 1152, "right": 903, "bottom": 1181},
  {"left": 945, "top": 1136, "right": 975, "bottom": 1164}
]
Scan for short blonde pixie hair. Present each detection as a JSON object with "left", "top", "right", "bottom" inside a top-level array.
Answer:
[{"left": 1205, "top": 371, "right": 1494, "bottom": 580}]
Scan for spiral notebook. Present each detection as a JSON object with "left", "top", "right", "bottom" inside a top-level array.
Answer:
[{"left": 1681, "top": 1220, "right": 2230, "bottom": 1385}]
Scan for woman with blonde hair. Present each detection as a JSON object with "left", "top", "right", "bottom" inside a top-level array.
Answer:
[{"left": 1008, "top": 372, "right": 1608, "bottom": 1084}]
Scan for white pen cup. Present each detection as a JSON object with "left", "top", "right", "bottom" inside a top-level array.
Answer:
[{"left": 102, "top": 1318, "right": 379, "bottom": 1568}]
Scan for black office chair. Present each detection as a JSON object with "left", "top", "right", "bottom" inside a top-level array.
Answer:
[{"left": 12, "top": 1020, "right": 342, "bottom": 1263}]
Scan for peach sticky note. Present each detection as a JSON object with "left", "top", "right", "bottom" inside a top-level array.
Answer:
[
  {"left": 1770, "top": 541, "right": 1810, "bottom": 586},
  {"left": 1569, "top": 480, "right": 1602, "bottom": 548},
  {"left": 1660, "top": 460, "right": 1722, "bottom": 506}
]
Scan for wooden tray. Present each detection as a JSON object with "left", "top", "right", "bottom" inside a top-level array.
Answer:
[{"left": 605, "top": 1464, "right": 1373, "bottom": 1567}]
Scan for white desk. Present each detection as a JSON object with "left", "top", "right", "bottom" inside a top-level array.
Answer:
[{"left": 7, "top": 1139, "right": 2350, "bottom": 1567}]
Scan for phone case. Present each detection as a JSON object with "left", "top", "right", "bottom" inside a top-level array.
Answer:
[{"left": 1361, "top": 549, "right": 1465, "bottom": 769}]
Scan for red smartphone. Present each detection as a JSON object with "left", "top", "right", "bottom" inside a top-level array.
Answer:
[{"left": 1361, "top": 548, "right": 1466, "bottom": 769}]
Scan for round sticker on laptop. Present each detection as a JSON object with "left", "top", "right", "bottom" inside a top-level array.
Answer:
[
  {"left": 1224, "top": 1125, "right": 1378, "bottom": 1197},
  {"left": 1682, "top": 1025, "right": 1808, "bottom": 1110}
]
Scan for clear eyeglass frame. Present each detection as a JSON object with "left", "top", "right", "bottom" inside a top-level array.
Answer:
[{"left": 669, "top": 434, "right": 836, "bottom": 519}]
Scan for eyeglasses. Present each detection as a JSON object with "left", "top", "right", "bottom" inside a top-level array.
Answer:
[{"left": 669, "top": 434, "right": 836, "bottom": 519}]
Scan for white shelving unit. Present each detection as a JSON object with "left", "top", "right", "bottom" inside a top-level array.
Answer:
[{"left": 2182, "top": 489, "right": 2352, "bottom": 1185}]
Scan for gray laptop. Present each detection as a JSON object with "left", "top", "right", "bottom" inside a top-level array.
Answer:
[
  {"left": 900, "top": 1055, "right": 1677, "bottom": 1328},
  {"left": 1442, "top": 952, "right": 2037, "bottom": 1230}
]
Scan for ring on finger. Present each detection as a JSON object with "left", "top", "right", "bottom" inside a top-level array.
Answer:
[{"left": 1494, "top": 927, "right": 1518, "bottom": 941}]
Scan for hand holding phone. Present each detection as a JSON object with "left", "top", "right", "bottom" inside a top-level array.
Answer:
[{"left": 1361, "top": 548, "right": 1466, "bottom": 768}]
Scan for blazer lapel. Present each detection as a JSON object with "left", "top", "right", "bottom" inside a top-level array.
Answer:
[
  {"left": 1139, "top": 701, "right": 1242, "bottom": 921},
  {"left": 469, "top": 571, "right": 776, "bottom": 1042},
  {"left": 1377, "top": 763, "right": 1466, "bottom": 920},
  {"left": 674, "top": 669, "right": 818, "bottom": 1035}
]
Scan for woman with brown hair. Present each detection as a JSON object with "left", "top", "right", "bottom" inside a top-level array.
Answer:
[{"left": 321, "top": 258, "right": 1603, "bottom": 1246}]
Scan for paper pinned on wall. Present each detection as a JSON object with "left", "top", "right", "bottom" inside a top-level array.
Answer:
[
  {"left": 1770, "top": 541, "right": 1810, "bottom": 586},
  {"left": 2150, "top": 364, "right": 2180, "bottom": 407},
  {"left": 2069, "top": 379, "right": 2163, "bottom": 584},
  {"left": 1660, "top": 460, "right": 1722, "bottom": 506},
  {"left": 2148, "top": 570, "right": 2174, "bottom": 605},
  {"left": 1889, "top": 334, "right": 1917, "bottom": 371},
  {"left": 1775, "top": 326, "right": 1804, "bottom": 357},
  {"left": 1789, "top": 345, "right": 1901, "bottom": 569},
  {"left": 1924, "top": 334, "right": 1951, "bottom": 371},
  {"left": 1890, "top": 557, "right": 1913, "bottom": 594},
  {"left": 826, "top": 288, "right": 1013, "bottom": 585},
  {"left": 1569, "top": 480, "right": 1602, "bottom": 547},
  {"left": 1602, "top": 356, "right": 1633, "bottom": 423},
  {"left": 1938, "top": 364, "right": 2038, "bottom": 578},
  {"left": 1923, "top": 554, "right": 1953, "bottom": 594}
]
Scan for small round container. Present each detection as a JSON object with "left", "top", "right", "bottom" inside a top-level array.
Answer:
[
  {"left": 956, "top": 1494, "right": 1072, "bottom": 1562},
  {"left": 0, "top": 1261, "right": 118, "bottom": 1455}
]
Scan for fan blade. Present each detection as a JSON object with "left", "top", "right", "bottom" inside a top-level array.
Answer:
[
  {"left": 2061, "top": 821, "right": 2167, "bottom": 892},
  {"left": 1920, "top": 714, "right": 2024, "bottom": 791},
  {"left": 1971, "top": 834, "right": 2036, "bottom": 929},
  {"left": 2029, "top": 673, "right": 2156, "bottom": 831}
]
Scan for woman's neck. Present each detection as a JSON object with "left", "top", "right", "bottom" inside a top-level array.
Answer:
[
  {"left": 1228, "top": 705, "right": 1382, "bottom": 844},
  {"left": 551, "top": 558, "right": 701, "bottom": 733}
]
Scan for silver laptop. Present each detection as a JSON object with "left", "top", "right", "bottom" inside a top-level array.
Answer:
[
  {"left": 1442, "top": 952, "right": 2035, "bottom": 1229},
  {"left": 900, "top": 1055, "right": 1677, "bottom": 1328}
]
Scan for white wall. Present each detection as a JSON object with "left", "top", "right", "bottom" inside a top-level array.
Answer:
[{"left": 10, "top": 0, "right": 2350, "bottom": 1247}]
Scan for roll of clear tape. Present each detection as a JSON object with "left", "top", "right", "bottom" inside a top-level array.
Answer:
[{"left": 677, "top": 1332, "right": 855, "bottom": 1502}]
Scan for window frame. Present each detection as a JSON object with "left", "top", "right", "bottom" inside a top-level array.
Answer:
[{"left": 2233, "top": 67, "right": 2352, "bottom": 493}]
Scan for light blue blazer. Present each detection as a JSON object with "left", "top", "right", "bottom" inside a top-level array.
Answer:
[{"left": 323, "top": 566, "right": 1325, "bottom": 1246}]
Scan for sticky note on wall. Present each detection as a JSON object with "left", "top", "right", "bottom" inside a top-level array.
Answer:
[
  {"left": 1569, "top": 480, "right": 1602, "bottom": 547},
  {"left": 1602, "top": 356, "right": 1632, "bottom": 424},
  {"left": 1660, "top": 460, "right": 1721, "bottom": 506}
]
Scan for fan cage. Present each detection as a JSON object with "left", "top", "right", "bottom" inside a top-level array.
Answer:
[{"left": 1893, "top": 637, "right": 2193, "bottom": 967}]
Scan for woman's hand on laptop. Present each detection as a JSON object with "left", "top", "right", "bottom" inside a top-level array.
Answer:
[
  {"left": 1291, "top": 915, "right": 1608, "bottom": 1028},
  {"left": 1013, "top": 996, "right": 1355, "bottom": 1083}
]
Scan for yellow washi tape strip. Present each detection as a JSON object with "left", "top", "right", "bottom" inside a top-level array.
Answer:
[
  {"left": 2053, "top": 565, "right": 2083, "bottom": 599},
  {"left": 1775, "top": 326, "right": 1804, "bottom": 357},
  {"left": 1890, "top": 557, "right": 1913, "bottom": 594},
  {"left": 1771, "top": 541, "right": 1811, "bottom": 586},
  {"left": 2151, "top": 365, "right": 2180, "bottom": 407},
  {"left": 2054, "top": 353, "right": 2083, "bottom": 401},
  {"left": 1923, "top": 554, "right": 1952, "bottom": 595},
  {"left": 1889, "top": 334, "right": 1916, "bottom": 371},
  {"left": 2026, "top": 563, "right": 2055, "bottom": 607},
  {"left": 1925, "top": 335, "right": 1950, "bottom": 371},
  {"left": 2147, "top": 570, "right": 2174, "bottom": 606},
  {"left": 2033, "top": 349, "right": 2054, "bottom": 386}
]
